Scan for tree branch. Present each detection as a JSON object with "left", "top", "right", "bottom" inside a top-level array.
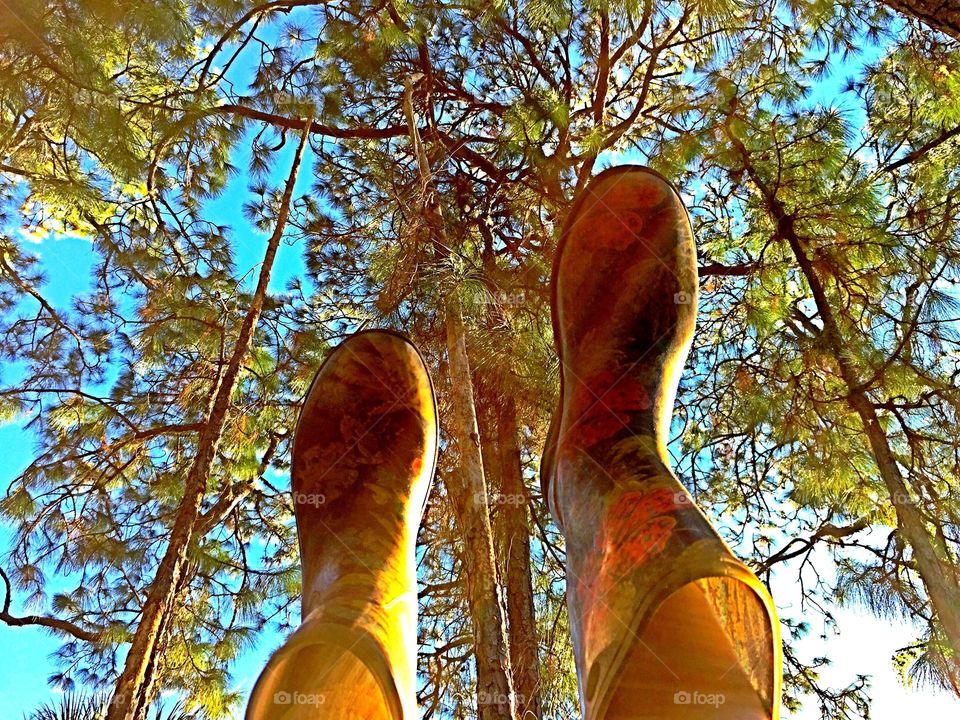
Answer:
[{"left": 0, "top": 568, "right": 102, "bottom": 643}]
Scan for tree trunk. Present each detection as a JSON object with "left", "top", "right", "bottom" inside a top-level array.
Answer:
[
  {"left": 724, "top": 120, "right": 960, "bottom": 692},
  {"left": 496, "top": 395, "right": 543, "bottom": 720},
  {"left": 107, "top": 122, "right": 312, "bottom": 720},
  {"left": 881, "top": 1, "right": 960, "bottom": 40},
  {"left": 476, "top": 379, "right": 543, "bottom": 719},
  {"left": 403, "top": 76, "right": 515, "bottom": 720},
  {"left": 444, "top": 295, "right": 516, "bottom": 720}
]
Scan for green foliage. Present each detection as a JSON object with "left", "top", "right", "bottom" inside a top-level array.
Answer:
[
  {"left": 3, "top": 0, "right": 960, "bottom": 717},
  {"left": 25, "top": 692, "right": 206, "bottom": 720}
]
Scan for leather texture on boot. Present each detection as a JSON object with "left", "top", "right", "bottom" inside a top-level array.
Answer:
[
  {"left": 246, "top": 330, "right": 437, "bottom": 720},
  {"left": 542, "top": 166, "right": 782, "bottom": 720}
]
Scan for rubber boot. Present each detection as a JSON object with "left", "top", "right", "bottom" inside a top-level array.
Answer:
[
  {"left": 246, "top": 330, "right": 437, "bottom": 720},
  {"left": 541, "top": 166, "right": 782, "bottom": 720}
]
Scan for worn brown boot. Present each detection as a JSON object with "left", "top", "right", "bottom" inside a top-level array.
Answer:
[
  {"left": 246, "top": 330, "right": 437, "bottom": 720},
  {"left": 542, "top": 166, "right": 782, "bottom": 720}
]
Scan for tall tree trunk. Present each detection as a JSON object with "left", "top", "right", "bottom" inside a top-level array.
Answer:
[
  {"left": 787, "top": 230, "right": 960, "bottom": 694},
  {"left": 404, "top": 77, "right": 516, "bottom": 720},
  {"left": 496, "top": 395, "right": 543, "bottom": 720},
  {"left": 881, "top": 1, "right": 960, "bottom": 40},
  {"left": 444, "top": 296, "right": 516, "bottom": 720},
  {"left": 107, "top": 122, "right": 312, "bottom": 720},
  {"left": 724, "top": 119, "right": 960, "bottom": 692},
  {"left": 476, "top": 378, "right": 543, "bottom": 718}
]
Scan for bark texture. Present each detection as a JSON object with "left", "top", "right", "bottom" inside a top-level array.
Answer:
[
  {"left": 444, "top": 297, "right": 516, "bottom": 720},
  {"left": 496, "top": 396, "right": 543, "bottom": 720},
  {"left": 477, "top": 383, "right": 543, "bottom": 719},
  {"left": 107, "top": 122, "right": 312, "bottom": 720},
  {"left": 882, "top": 1, "right": 960, "bottom": 40}
]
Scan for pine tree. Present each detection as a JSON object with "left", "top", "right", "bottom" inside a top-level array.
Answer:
[{"left": 3, "top": 1, "right": 960, "bottom": 718}]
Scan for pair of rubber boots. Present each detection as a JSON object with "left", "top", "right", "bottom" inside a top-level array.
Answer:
[{"left": 246, "top": 167, "right": 782, "bottom": 720}]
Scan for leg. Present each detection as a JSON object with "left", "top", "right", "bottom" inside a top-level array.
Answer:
[
  {"left": 246, "top": 330, "right": 437, "bottom": 720},
  {"left": 542, "top": 167, "right": 781, "bottom": 720}
]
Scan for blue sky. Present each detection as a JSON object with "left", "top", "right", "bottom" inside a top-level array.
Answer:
[
  {"left": 3, "top": 8, "right": 960, "bottom": 720},
  {"left": 4, "top": 161, "right": 960, "bottom": 720}
]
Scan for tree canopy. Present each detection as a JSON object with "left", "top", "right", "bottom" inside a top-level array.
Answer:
[{"left": 2, "top": 1, "right": 960, "bottom": 718}]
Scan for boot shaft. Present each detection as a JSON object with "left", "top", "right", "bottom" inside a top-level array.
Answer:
[
  {"left": 247, "top": 330, "right": 436, "bottom": 720},
  {"left": 545, "top": 167, "right": 782, "bottom": 720}
]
